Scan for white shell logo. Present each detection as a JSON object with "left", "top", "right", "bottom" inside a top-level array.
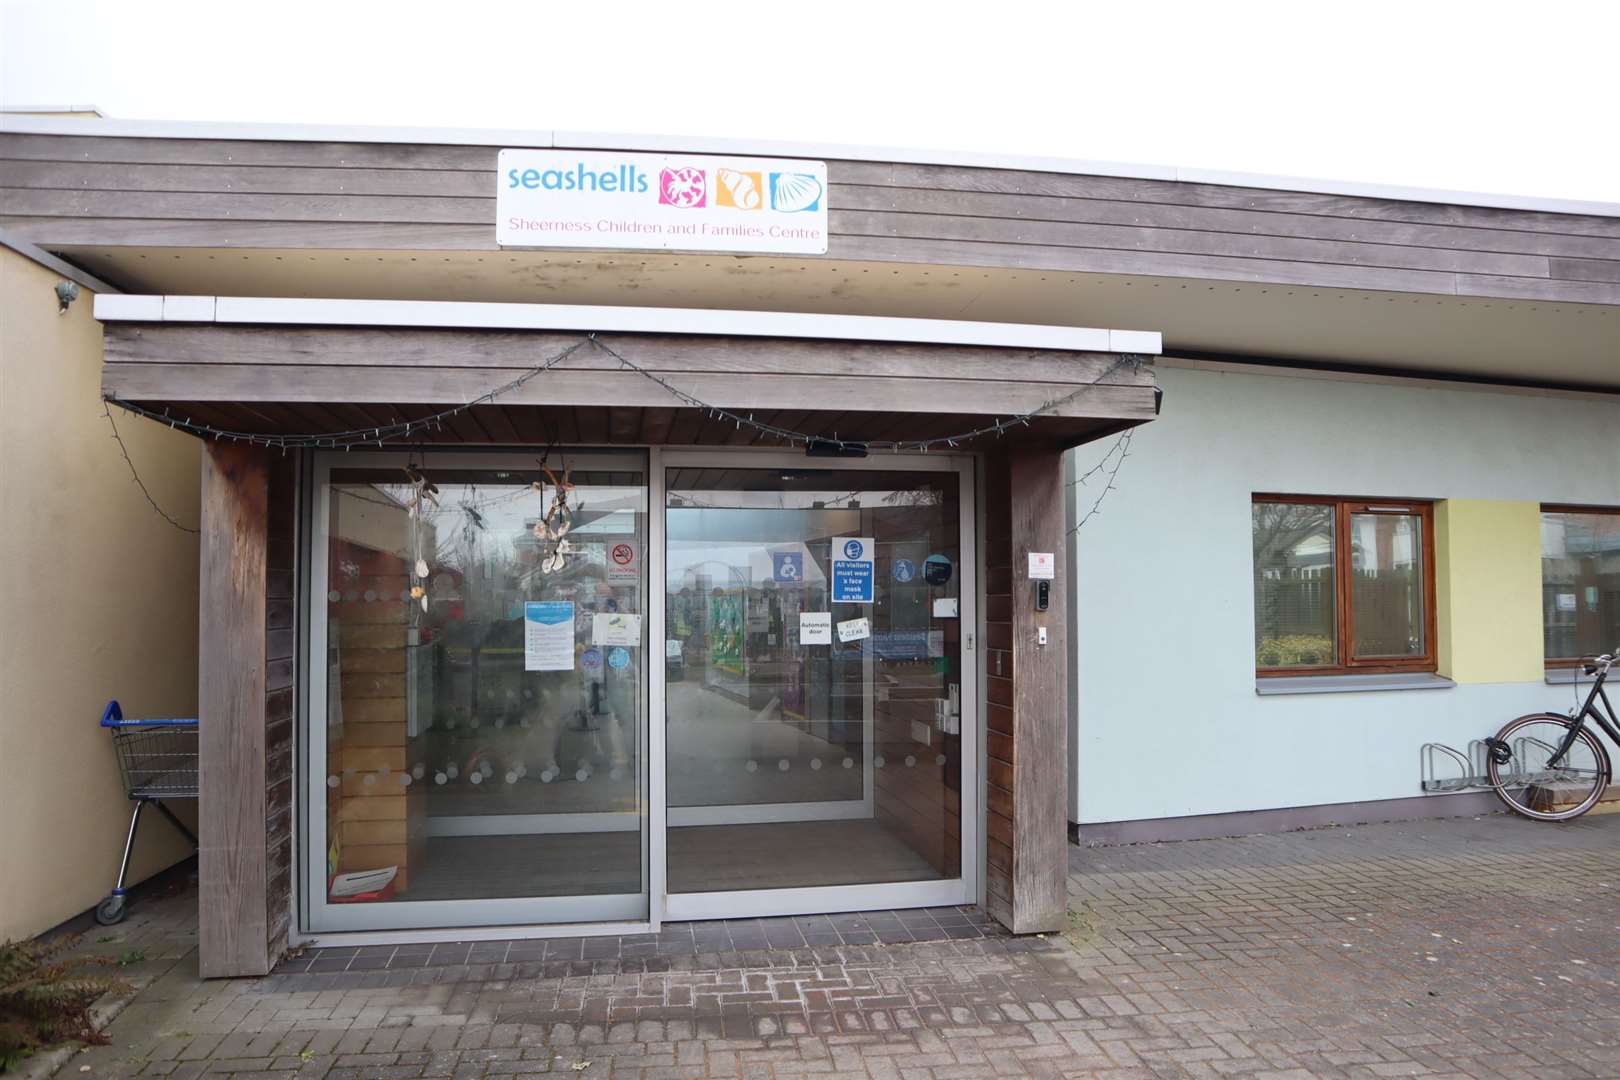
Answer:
[{"left": 770, "top": 172, "right": 823, "bottom": 213}]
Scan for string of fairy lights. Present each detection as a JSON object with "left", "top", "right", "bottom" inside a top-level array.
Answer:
[{"left": 104, "top": 332, "right": 1148, "bottom": 530}]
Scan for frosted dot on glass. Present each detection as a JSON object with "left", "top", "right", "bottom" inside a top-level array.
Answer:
[
  {"left": 363, "top": 590, "right": 377, "bottom": 602},
  {"left": 873, "top": 756, "right": 885, "bottom": 769},
  {"left": 905, "top": 755, "right": 916, "bottom": 767},
  {"left": 469, "top": 772, "right": 483, "bottom": 785},
  {"left": 412, "top": 763, "right": 425, "bottom": 779},
  {"left": 810, "top": 758, "right": 823, "bottom": 770},
  {"left": 504, "top": 771, "right": 518, "bottom": 785},
  {"left": 362, "top": 773, "right": 376, "bottom": 786},
  {"left": 326, "top": 775, "right": 340, "bottom": 789},
  {"left": 514, "top": 764, "right": 527, "bottom": 778},
  {"left": 540, "top": 768, "right": 556, "bottom": 783},
  {"left": 343, "top": 767, "right": 356, "bottom": 776},
  {"left": 481, "top": 761, "right": 495, "bottom": 777},
  {"left": 575, "top": 769, "right": 589, "bottom": 782},
  {"left": 377, "top": 589, "right": 392, "bottom": 602},
  {"left": 446, "top": 764, "right": 459, "bottom": 778},
  {"left": 936, "top": 754, "right": 947, "bottom": 766},
  {"left": 434, "top": 772, "right": 447, "bottom": 785},
  {"left": 379, "top": 765, "right": 390, "bottom": 775},
  {"left": 495, "top": 718, "right": 506, "bottom": 729},
  {"left": 398, "top": 773, "right": 412, "bottom": 787},
  {"left": 842, "top": 757, "right": 854, "bottom": 769},
  {"left": 777, "top": 759, "right": 790, "bottom": 772},
  {"left": 745, "top": 760, "right": 758, "bottom": 773},
  {"left": 327, "top": 590, "right": 341, "bottom": 603}
]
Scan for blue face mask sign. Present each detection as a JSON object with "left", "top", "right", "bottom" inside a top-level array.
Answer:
[
  {"left": 924, "top": 554, "right": 953, "bottom": 587},
  {"left": 892, "top": 558, "right": 917, "bottom": 583},
  {"left": 831, "top": 537, "right": 875, "bottom": 603}
]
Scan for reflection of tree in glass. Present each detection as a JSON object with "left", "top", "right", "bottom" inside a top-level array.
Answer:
[{"left": 1252, "top": 503, "right": 1335, "bottom": 667}]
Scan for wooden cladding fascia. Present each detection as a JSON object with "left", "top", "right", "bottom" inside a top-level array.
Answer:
[{"left": 4, "top": 133, "right": 1618, "bottom": 305}]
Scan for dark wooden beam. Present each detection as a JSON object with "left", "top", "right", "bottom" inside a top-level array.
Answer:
[{"left": 197, "top": 441, "right": 272, "bottom": 978}]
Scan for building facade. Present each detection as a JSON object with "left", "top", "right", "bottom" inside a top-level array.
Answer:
[{"left": 0, "top": 115, "right": 1615, "bottom": 976}]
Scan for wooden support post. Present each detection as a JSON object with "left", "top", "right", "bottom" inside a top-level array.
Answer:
[
  {"left": 1008, "top": 447, "right": 1069, "bottom": 932},
  {"left": 198, "top": 442, "right": 272, "bottom": 978},
  {"left": 984, "top": 447, "right": 1070, "bottom": 934}
]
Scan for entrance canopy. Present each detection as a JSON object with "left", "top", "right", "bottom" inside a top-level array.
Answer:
[{"left": 95, "top": 297, "right": 1162, "bottom": 451}]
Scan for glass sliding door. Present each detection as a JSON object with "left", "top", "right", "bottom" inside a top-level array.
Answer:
[
  {"left": 306, "top": 451, "right": 650, "bottom": 931},
  {"left": 661, "top": 453, "right": 976, "bottom": 919}
]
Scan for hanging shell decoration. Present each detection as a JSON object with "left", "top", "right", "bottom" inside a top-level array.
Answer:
[
  {"left": 531, "top": 462, "right": 576, "bottom": 574},
  {"left": 403, "top": 465, "right": 439, "bottom": 611}
]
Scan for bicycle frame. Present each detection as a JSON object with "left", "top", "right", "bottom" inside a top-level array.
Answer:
[{"left": 1550, "top": 667, "right": 1620, "bottom": 768}]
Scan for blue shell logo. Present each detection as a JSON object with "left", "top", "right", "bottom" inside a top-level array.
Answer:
[{"left": 770, "top": 172, "right": 823, "bottom": 213}]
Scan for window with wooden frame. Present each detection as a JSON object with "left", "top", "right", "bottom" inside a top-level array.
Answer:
[
  {"left": 1252, "top": 496, "right": 1437, "bottom": 676},
  {"left": 1541, "top": 505, "right": 1620, "bottom": 666}
]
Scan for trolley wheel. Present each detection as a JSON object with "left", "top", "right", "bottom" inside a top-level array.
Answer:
[{"left": 94, "top": 895, "right": 128, "bottom": 926}]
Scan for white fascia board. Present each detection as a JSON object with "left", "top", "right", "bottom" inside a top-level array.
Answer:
[
  {"left": 93, "top": 294, "right": 163, "bottom": 320},
  {"left": 4, "top": 114, "right": 1615, "bottom": 219},
  {"left": 99, "top": 295, "right": 1159, "bottom": 354}
]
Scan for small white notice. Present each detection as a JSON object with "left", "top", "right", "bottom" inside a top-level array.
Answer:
[
  {"left": 1027, "top": 552, "right": 1056, "bottom": 580},
  {"left": 799, "top": 612, "right": 832, "bottom": 645},
  {"left": 525, "top": 601, "right": 575, "bottom": 671},
  {"left": 1557, "top": 593, "right": 1578, "bottom": 612},
  {"left": 836, "top": 616, "right": 871, "bottom": 643},
  {"left": 932, "top": 597, "right": 959, "bottom": 619},
  {"left": 592, "top": 612, "right": 642, "bottom": 646}
]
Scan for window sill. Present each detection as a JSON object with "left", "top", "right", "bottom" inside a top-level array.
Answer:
[
  {"left": 1256, "top": 672, "right": 1456, "bottom": 696},
  {"left": 1546, "top": 668, "right": 1597, "bottom": 686}
]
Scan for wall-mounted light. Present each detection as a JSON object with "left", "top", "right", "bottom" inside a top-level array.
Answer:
[{"left": 55, "top": 280, "right": 80, "bottom": 314}]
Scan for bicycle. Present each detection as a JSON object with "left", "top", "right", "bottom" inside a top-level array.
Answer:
[{"left": 1485, "top": 650, "right": 1619, "bottom": 821}]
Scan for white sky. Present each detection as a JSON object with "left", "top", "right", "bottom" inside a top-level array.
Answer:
[{"left": 3, "top": 0, "right": 1617, "bottom": 204}]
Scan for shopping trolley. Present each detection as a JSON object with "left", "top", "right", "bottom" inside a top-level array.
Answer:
[{"left": 96, "top": 701, "right": 199, "bottom": 925}]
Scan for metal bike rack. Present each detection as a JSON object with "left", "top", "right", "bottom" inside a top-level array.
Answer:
[{"left": 1420, "top": 741, "right": 1493, "bottom": 792}]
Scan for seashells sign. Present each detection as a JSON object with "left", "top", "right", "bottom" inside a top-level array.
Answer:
[{"left": 498, "top": 149, "right": 828, "bottom": 254}]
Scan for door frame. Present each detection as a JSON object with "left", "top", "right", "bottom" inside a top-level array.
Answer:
[
  {"left": 654, "top": 447, "right": 980, "bottom": 922},
  {"left": 301, "top": 448, "right": 653, "bottom": 933}
]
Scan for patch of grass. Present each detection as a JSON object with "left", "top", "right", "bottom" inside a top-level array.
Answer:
[{"left": 114, "top": 951, "right": 145, "bottom": 968}]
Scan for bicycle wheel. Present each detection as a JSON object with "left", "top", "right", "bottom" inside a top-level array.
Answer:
[{"left": 1486, "top": 713, "right": 1609, "bottom": 821}]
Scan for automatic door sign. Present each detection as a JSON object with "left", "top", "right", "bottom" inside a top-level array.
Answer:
[
  {"left": 892, "top": 558, "right": 917, "bottom": 583},
  {"left": 924, "top": 553, "right": 953, "bottom": 587},
  {"left": 831, "top": 537, "right": 875, "bottom": 603},
  {"left": 772, "top": 550, "right": 804, "bottom": 584},
  {"left": 799, "top": 611, "right": 832, "bottom": 645}
]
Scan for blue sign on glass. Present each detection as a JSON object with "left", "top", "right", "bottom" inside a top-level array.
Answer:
[
  {"left": 831, "top": 537, "right": 875, "bottom": 603},
  {"left": 892, "top": 558, "right": 917, "bottom": 583},
  {"left": 772, "top": 551, "right": 804, "bottom": 583},
  {"left": 608, "top": 647, "right": 631, "bottom": 669},
  {"left": 581, "top": 648, "right": 603, "bottom": 671}
]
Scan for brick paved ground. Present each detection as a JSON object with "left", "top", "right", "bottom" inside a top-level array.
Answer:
[{"left": 50, "top": 812, "right": 1620, "bottom": 1079}]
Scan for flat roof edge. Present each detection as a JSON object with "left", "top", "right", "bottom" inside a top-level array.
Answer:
[
  {"left": 92, "top": 295, "right": 1163, "bottom": 355},
  {"left": 4, "top": 114, "right": 1615, "bottom": 220}
]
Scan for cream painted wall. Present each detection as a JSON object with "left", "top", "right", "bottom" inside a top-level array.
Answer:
[
  {"left": 0, "top": 250, "right": 200, "bottom": 941},
  {"left": 1436, "top": 500, "right": 1546, "bottom": 684},
  {"left": 1069, "top": 364, "right": 1620, "bottom": 825}
]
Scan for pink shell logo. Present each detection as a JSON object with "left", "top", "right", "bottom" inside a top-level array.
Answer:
[{"left": 658, "top": 167, "right": 706, "bottom": 208}]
